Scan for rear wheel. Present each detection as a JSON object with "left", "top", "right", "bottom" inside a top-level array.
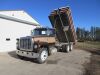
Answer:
[
  {"left": 69, "top": 44, "right": 73, "bottom": 51},
  {"left": 37, "top": 48, "right": 48, "bottom": 64},
  {"left": 62, "top": 45, "right": 70, "bottom": 53},
  {"left": 65, "top": 45, "right": 70, "bottom": 53},
  {"left": 49, "top": 47, "right": 57, "bottom": 55}
]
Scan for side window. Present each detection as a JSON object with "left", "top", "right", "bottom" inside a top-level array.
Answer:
[{"left": 47, "top": 29, "right": 55, "bottom": 36}]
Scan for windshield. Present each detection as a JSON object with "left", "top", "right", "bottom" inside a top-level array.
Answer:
[{"left": 31, "top": 28, "right": 55, "bottom": 36}]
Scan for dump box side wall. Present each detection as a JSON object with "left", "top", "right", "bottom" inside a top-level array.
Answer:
[{"left": 49, "top": 7, "right": 77, "bottom": 44}]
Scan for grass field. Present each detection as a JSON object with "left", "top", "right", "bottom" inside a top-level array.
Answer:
[
  {"left": 74, "top": 41, "right": 100, "bottom": 75},
  {"left": 75, "top": 41, "right": 100, "bottom": 50}
]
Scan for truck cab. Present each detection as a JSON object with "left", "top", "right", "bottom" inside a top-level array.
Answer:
[{"left": 16, "top": 27, "right": 56, "bottom": 63}]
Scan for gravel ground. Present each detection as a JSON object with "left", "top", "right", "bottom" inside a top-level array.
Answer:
[{"left": 0, "top": 49, "right": 91, "bottom": 75}]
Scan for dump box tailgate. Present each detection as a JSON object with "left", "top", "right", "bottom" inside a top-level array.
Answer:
[{"left": 49, "top": 7, "right": 76, "bottom": 43}]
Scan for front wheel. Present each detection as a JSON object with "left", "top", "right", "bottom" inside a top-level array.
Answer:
[{"left": 37, "top": 48, "right": 48, "bottom": 64}]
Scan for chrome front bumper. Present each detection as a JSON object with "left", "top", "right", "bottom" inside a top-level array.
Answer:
[{"left": 16, "top": 50, "right": 39, "bottom": 58}]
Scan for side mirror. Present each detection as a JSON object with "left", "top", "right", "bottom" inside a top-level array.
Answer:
[{"left": 16, "top": 38, "right": 19, "bottom": 41}]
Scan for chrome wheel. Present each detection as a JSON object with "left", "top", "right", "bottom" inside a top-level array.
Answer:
[
  {"left": 37, "top": 48, "right": 48, "bottom": 64},
  {"left": 70, "top": 44, "right": 73, "bottom": 51},
  {"left": 40, "top": 50, "right": 48, "bottom": 61},
  {"left": 66, "top": 45, "right": 70, "bottom": 52}
]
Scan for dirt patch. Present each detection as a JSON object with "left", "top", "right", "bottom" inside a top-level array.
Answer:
[
  {"left": 0, "top": 49, "right": 91, "bottom": 75},
  {"left": 75, "top": 42, "right": 100, "bottom": 75},
  {"left": 84, "top": 53, "right": 100, "bottom": 75}
]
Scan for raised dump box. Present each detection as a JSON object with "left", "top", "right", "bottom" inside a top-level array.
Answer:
[{"left": 49, "top": 7, "right": 76, "bottom": 44}]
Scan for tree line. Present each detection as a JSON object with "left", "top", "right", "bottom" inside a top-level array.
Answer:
[{"left": 76, "top": 26, "right": 100, "bottom": 41}]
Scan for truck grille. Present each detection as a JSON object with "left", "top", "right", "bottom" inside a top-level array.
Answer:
[{"left": 20, "top": 37, "right": 32, "bottom": 50}]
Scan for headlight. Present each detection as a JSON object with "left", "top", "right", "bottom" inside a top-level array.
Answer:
[
  {"left": 31, "top": 38, "right": 34, "bottom": 42},
  {"left": 16, "top": 40, "right": 20, "bottom": 50},
  {"left": 16, "top": 38, "right": 19, "bottom": 41}
]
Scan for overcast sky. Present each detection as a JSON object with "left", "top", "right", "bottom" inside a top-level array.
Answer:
[{"left": 0, "top": 0, "right": 100, "bottom": 30}]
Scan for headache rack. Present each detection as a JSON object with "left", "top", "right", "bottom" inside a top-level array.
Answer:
[{"left": 49, "top": 7, "right": 77, "bottom": 44}]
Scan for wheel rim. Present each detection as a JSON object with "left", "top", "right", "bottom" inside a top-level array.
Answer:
[
  {"left": 41, "top": 50, "right": 48, "bottom": 61},
  {"left": 67, "top": 46, "right": 70, "bottom": 52},
  {"left": 70, "top": 45, "right": 73, "bottom": 50}
]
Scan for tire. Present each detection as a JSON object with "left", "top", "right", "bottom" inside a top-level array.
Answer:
[
  {"left": 17, "top": 47, "right": 20, "bottom": 50},
  {"left": 65, "top": 45, "right": 70, "bottom": 53},
  {"left": 49, "top": 47, "right": 57, "bottom": 55},
  {"left": 62, "top": 45, "right": 70, "bottom": 53},
  {"left": 37, "top": 48, "right": 48, "bottom": 64}
]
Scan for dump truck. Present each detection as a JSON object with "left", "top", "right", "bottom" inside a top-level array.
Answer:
[{"left": 16, "top": 7, "right": 76, "bottom": 64}]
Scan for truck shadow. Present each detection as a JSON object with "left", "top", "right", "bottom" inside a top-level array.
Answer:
[
  {"left": 8, "top": 51, "right": 19, "bottom": 59},
  {"left": 46, "top": 58, "right": 61, "bottom": 64},
  {"left": 8, "top": 51, "right": 37, "bottom": 63},
  {"left": 8, "top": 51, "right": 61, "bottom": 64}
]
